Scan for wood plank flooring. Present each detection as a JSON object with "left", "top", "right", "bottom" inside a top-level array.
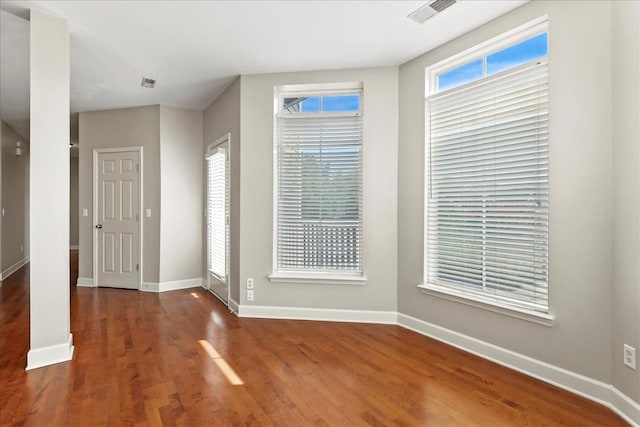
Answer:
[{"left": 0, "top": 252, "right": 630, "bottom": 426}]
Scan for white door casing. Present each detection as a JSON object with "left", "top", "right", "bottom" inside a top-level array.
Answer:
[
  {"left": 206, "top": 134, "right": 230, "bottom": 304},
  {"left": 93, "top": 148, "right": 141, "bottom": 289}
]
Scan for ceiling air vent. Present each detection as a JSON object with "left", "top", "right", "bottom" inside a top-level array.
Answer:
[
  {"left": 408, "top": 0, "right": 456, "bottom": 25},
  {"left": 141, "top": 77, "right": 156, "bottom": 89}
]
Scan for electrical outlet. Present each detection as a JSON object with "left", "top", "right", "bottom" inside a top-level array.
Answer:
[
  {"left": 623, "top": 344, "right": 636, "bottom": 370},
  {"left": 246, "top": 278, "right": 254, "bottom": 289},
  {"left": 247, "top": 289, "right": 254, "bottom": 302},
  {"left": 20, "top": 245, "right": 23, "bottom": 253}
]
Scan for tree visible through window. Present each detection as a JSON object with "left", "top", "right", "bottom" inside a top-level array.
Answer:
[{"left": 275, "top": 88, "right": 363, "bottom": 274}]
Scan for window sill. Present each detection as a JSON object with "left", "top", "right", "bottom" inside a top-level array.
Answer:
[
  {"left": 417, "top": 283, "right": 554, "bottom": 327},
  {"left": 269, "top": 272, "right": 367, "bottom": 286}
]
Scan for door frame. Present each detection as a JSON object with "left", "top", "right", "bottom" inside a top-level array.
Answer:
[
  {"left": 206, "top": 133, "right": 230, "bottom": 304},
  {"left": 92, "top": 146, "right": 144, "bottom": 289}
]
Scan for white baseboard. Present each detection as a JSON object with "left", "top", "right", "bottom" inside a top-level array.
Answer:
[
  {"left": 69, "top": 245, "right": 79, "bottom": 250},
  {"left": 76, "top": 277, "right": 95, "bottom": 287},
  {"left": 141, "top": 278, "right": 202, "bottom": 293},
  {"left": 0, "top": 256, "right": 30, "bottom": 281},
  {"left": 611, "top": 387, "right": 640, "bottom": 426},
  {"left": 397, "top": 313, "right": 639, "bottom": 426},
  {"left": 140, "top": 282, "right": 158, "bottom": 292},
  {"left": 228, "top": 298, "right": 239, "bottom": 314},
  {"left": 26, "top": 333, "right": 74, "bottom": 371},
  {"left": 237, "top": 304, "right": 398, "bottom": 324},
  {"left": 227, "top": 304, "right": 639, "bottom": 424}
]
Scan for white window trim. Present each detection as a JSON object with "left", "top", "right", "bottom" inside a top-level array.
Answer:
[
  {"left": 425, "top": 15, "right": 549, "bottom": 97},
  {"left": 418, "top": 284, "right": 554, "bottom": 326},
  {"left": 278, "top": 88, "right": 362, "bottom": 118},
  {"left": 268, "top": 272, "right": 367, "bottom": 286},
  {"left": 271, "top": 82, "right": 366, "bottom": 285},
  {"left": 420, "top": 18, "right": 552, "bottom": 325},
  {"left": 206, "top": 133, "right": 230, "bottom": 287}
]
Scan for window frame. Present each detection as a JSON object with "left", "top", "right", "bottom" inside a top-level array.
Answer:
[
  {"left": 206, "top": 135, "right": 230, "bottom": 286},
  {"left": 269, "top": 82, "right": 367, "bottom": 285},
  {"left": 426, "top": 16, "right": 549, "bottom": 97},
  {"left": 421, "top": 17, "right": 554, "bottom": 326}
]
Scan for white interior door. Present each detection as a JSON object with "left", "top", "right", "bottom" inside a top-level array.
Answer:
[
  {"left": 206, "top": 137, "right": 229, "bottom": 303},
  {"left": 96, "top": 150, "right": 140, "bottom": 289}
]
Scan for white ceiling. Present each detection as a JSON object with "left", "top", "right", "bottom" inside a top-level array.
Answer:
[{"left": 0, "top": 0, "right": 527, "bottom": 139}]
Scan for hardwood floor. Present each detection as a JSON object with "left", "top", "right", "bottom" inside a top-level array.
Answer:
[{"left": 0, "top": 253, "right": 630, "bottom": 426}]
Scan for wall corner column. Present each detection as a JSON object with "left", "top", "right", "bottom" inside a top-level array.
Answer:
[{"left": 27, "top": 9, "right": 73, "bottom": 370}]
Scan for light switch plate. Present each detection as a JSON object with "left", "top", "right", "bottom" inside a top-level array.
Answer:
[{"left": 145, "top": 208, "right": 151, "bottom": 218}]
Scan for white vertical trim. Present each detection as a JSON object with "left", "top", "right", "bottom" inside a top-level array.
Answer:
[
  {"left": 92, "top": 146, "right": 143, "bottom": 289},
  {"left": 206, "top": 133, "right": 231, "bottom": 304},
  {"left": 29, "top": 9, "right": 72, "bottom": 371}
]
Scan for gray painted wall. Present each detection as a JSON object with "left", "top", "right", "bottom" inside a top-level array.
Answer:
[
  {"left": 612, "top": 0, "right": 640, "bottom": 403},
  {"left": 239, "top": 67, "right": 398, "bottom": 310},
  {"left": 1, "top": 119, "right": 30, "bottom": 272},
  {"left": 0, "top": 120, "right": 2, "bottom": 271},
  {"left": 398, "top": 0, "right": 615, "bottom": 384},
  {"left": 78, "top": 105, "right": 161, "bottom": 283},
  {"left": 69, "top": 155, "right": 79, "bottom": 247},
  {"left": 203, "top": 77, "right": 241, "bottom": 303},
  {"left": 159, "top": 106, "right": 204, "bottom": 283}
]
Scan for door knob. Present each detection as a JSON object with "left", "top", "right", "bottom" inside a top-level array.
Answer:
[{"left": 95, "top": 224, "right": 103, "bottom": 229}]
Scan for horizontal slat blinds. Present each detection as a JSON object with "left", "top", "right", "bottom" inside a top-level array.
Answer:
[
  {"left": 426, "top": 60, "right": 549, "bottom": 312},
  {"left": 277, "top": 114, "right": 363, "bottom": 272},
  {"left": 207, "top": 149, "right": 227, "bottom": 280}
]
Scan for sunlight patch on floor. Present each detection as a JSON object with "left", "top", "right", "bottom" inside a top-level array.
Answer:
[{"left": 198, "top": 340, "right": 244, "bottom": 385}]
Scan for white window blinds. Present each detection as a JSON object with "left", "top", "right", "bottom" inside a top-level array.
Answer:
[
  {"left": 276, "top": 114, "right": 363, "bottom": 272},
  {"left": 425, "top": 60, "right": 549, "bottom": 312},
  {"left": 207, "top": 148, "right": 227, "bottom": 280}
]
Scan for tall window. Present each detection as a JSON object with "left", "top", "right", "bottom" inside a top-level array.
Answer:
[
  {"left": 273, "top": 84, "right": 363, "bottom": 279},
  {"left": 424, "top": 21, "right": 549, "bottom": 314},
  {"left": 207, "top": 145, "right": 228, "bottom": 281}
]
